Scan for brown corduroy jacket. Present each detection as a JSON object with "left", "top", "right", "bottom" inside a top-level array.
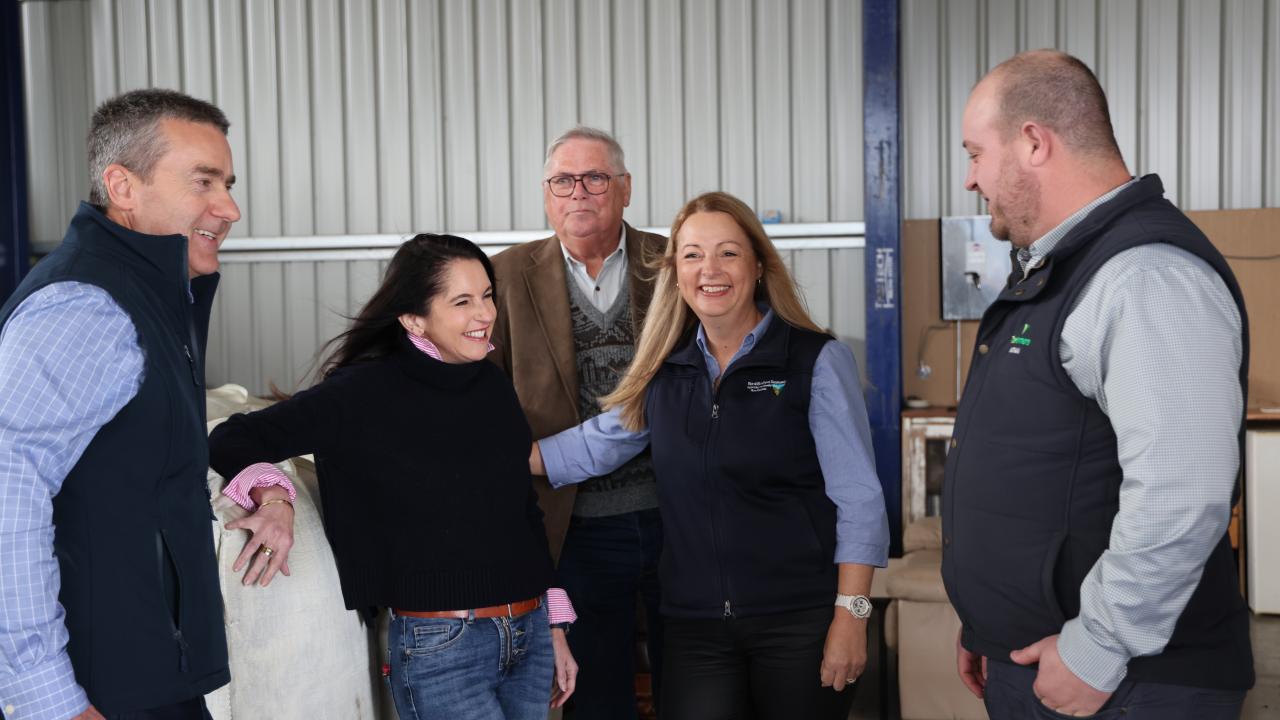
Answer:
[{"left": 489, "top": 222, "right": 666, "bottom": 561}]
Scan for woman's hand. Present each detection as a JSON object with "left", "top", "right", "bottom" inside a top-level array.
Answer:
[
  {"left": 549, "top": 627, "right": 578, "bottom": 708},
  {"left": 226, "top": 486, "right": 294, "bottom": 586},
  {"left": 820, "top": 611, "right": 868, "bottom": 692}
]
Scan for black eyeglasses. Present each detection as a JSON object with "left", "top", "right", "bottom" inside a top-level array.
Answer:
[{"left": 544, "top": 172, "right": 626, "bottom": 197}]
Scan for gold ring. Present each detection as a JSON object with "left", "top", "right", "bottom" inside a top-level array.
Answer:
[{"left": 260, "top": 546, "right": 275, "bottom": 557}]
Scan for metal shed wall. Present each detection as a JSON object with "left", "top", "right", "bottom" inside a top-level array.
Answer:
[
  {"left": 21, "top": 0, "right": 867, "bottom": 247},
  {"left": 20, "top": 0, "right": 869, "bottom": 393},
  {"left": 902, "top": 0, "right": 1280, "bottom": 219}
]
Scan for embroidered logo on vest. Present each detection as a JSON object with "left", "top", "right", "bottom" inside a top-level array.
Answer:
[
  {"left": 747, "top": 379, "right": 787, "bottom": 396},
  {"left": 1009, "top": 323, "right": 1032, "bottom": 353}
]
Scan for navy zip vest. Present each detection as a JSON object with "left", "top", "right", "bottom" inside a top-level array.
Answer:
[
  {"left": 646, "top": 317, "right": 835, "bottom": 619},
  {"left": 941, "top": 175, "right": 1254, "bottom": 690},
  {"left": 0, "top": 204, "right": 229, "bottom": 711}
]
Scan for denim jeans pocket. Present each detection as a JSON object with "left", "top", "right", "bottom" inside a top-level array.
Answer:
[{"left": 405, "top": 617, "right": 468, "bottom": 656}]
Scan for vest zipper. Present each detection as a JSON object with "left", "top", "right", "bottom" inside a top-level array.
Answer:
[
  {"left": 157, "top": 530, "right": 190, "bottom": 672},
  {"left": 705, "top": 380, "right": 733, "bottom": 619},
  {"left": 180, "top": 296, "right": 215, "bottom": 516},
  {"left": 183, "top": 344, "right": 198, "bottom": 386}
]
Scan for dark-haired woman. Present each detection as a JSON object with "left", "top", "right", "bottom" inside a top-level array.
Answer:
[{"left": 209, "top": 234, "right": 578, "bottom": 720}]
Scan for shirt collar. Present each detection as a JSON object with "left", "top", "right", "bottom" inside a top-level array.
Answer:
[
  {"left": 407, "top": 331, "right": 494, "bottom": 361},
  {"left": 1018, "top": 177, "right": 1138, "bottom": 276},
  {"left": 559, "top": 225, "right": 627, "bottom": 271},
  {"left": 695, "top": 303, "right": 774, "bottom": 359}
]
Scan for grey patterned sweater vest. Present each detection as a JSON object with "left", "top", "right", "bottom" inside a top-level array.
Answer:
[{"left": 567, "top": 271, "right": 659, "bottom": 517}]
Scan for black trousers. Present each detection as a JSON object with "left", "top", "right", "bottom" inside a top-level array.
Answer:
[
  {"left": 558, "top": 509, "right": 664, "bottom": 720},
  {"left": 661, "top": 606, "right": 856, "bottom": 720},
  {"left": 984, "top": 659, "right": 1246, "bottom": 720},
  {"left": 105, "top": 696, "right": 213, "bottom": 720}
]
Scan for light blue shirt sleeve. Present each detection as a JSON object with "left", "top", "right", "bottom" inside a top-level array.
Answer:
[
  {"left": 1056, "top": 246, "right": 1244, "bottom": 692},
  {"left": 810, "top": 340, "right": 890, "bottom": 567},
  {"left": 0, "top": 282, "right": 145, "bottom": 720},
  {"left": 539, "top": 406, "right": 650, "bottom": 488}
]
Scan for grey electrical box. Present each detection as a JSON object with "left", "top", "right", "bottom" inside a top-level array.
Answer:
[{"left": 940, "top": 216, "right": 1012, "bottom": 320}]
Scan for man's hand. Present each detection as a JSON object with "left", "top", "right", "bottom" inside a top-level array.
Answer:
[
  {"left": 72, "top": 704, "right": 106, "bottom": 720},
  {"left": 225, "top": 487, "right": 294, "bottom": 586},
  {"left": 549, "top": 627, "right": 578, "bottom": 708},
  {"left": 956, "top": 627, "right": 988, "bottom": 699},
  {"left": 529, "top": 442, "right": 546, "bottom": 477},
  {"left": 1011, "top": 634, "right": 1111, "bottom": 716},
  {"left": 820, "top": 611, "right": 868, "bottom": 692}
]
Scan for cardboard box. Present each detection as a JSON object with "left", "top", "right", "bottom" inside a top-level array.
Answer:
[
  {"left": 901, "top": 219, "right": 977, "bottom": 409},
  {"left": 1186, "top": 209, "right": 1280, "bottom": 411}
]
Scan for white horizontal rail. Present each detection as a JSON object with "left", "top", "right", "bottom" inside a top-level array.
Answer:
[{"left": 218, "top": 222, "right": 866, "bottom": 264}]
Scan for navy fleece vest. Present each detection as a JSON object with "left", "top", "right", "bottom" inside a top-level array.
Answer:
[
  {"left": 0, "top": 204, "right": 228, "bottom": 712},
  {"left": 646, "top": 318, "right": 835, "bottom": 619},
  {"left": 941, "top": 175, "right": 1254, "bottom": 690}
]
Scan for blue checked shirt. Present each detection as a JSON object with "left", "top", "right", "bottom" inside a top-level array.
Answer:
[{"left": 0, "top": 282, "right": 145, "bottom": 720}]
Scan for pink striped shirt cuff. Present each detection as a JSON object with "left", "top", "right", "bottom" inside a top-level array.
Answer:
[
  {"left": 222, "top": 462, "right": 298, "bottom": 511},
  {"left": 408, "top": 330, "right": 495, "bottom": 360},
  {"left": 546, "top": 587, "right": 576, "bottom": 625}
]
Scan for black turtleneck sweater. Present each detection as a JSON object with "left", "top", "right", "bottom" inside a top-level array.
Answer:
[{"left": 208, "top": 335, "right": 555, "bottom": 612}]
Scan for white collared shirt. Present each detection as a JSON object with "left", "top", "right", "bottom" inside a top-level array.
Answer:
[{"left": 560, "top": 226, "right": 628, "bottom": 313}]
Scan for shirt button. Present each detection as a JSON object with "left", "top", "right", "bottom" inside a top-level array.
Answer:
[
  {"left": 978, "top": 344, "right": 989, "bottom": 355},
  {"left": 5, "top": 704, "right": 14, "bottom": 714}
]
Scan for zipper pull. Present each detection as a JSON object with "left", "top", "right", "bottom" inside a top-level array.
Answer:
[
  {"left": 711, "top": 403, "right": 719, "bottom": 419},
  {"left": 174, "top": 628, "right": 190, "bottom": 672},
  {"left": 183, "top": 345, "right": 199, "bottom": 386},
  {"left": 723, "top": 600, "right": 733, "bottom": 618}
]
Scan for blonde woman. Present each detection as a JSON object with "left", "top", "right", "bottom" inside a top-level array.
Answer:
[{"left": 530, "top": 192, "right": 889, "bottom": 720}]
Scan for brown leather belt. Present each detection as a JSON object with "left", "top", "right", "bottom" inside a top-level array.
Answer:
[{"left": 394, "top": 596, "right": 542, "bottom": 620}]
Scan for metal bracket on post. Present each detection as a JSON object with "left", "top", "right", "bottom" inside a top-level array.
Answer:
[
  {"left": 863, "top": 0, "right": 903, "bottom": 557},
  {"left": 1, "top": 0, "right": 31, "bottom": 303}
]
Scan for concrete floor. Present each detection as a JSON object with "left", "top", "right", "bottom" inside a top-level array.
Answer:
[{"left": 850, "top": 612, "right": 1280, "bottom": 719}]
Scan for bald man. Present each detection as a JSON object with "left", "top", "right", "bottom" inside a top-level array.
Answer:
[{"left": 942, "top": 50, "right": 1253, "bottom": 719}]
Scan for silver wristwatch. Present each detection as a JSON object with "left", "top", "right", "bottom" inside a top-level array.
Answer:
[{"left": 835, "top": 593, "right": 873, "bottom": 619}]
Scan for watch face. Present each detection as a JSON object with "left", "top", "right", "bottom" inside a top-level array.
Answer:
[{"left": 851, "top": 596, "right": 872, "bottom": 617}]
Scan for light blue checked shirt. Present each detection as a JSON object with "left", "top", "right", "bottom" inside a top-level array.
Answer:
[
  {"left": 0, "top": 282, "right": 145, "bottom": 720},
  {"left": 540, "top": 307, "right": 891, "bottom": 568},
  {"left": 1016, "top": 179, "right": 1245, "bottom": 693}
]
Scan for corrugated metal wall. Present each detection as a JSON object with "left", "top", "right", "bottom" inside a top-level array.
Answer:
[
  {"left": 902, "top": 0, "right": 1280, "bottom": 219},
  {"left": 21, "top": 0, "right": 866, "bottom": 249},
  {"left": 20, "top": 0, "right": 1278, "bottom": 393},
  {"left": 20, "top": 0, "right": 868, "bottom": 393}
]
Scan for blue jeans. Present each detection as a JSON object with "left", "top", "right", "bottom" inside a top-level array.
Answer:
[
  {"left": 388, "top": 605, "right": 555, "bottom": 720},
  {"left": 557, "top": 508, "right": 664, "bottom": 720}
]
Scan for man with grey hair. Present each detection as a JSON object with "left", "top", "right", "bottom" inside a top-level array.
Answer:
[
  {"left": 0, "top": 89, "right": 292, "bottom": 720},
  {"left": 491, "top": 127, "right": 666, "bottom": 718},
  {"left": 946, "top": 50, "right": 1253, "bottom": 718}
]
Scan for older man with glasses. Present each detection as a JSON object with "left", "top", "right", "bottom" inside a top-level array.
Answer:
[{"left": 490, "top": 127, "right": 666, "bottom": 719}]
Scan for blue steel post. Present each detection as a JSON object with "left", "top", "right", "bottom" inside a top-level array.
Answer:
[
  {"left": 862, "top": 0, "right": 903, "bottom": 557},
  {"left": 1, "top": 0, "right": 31, "bottom": 302}
]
